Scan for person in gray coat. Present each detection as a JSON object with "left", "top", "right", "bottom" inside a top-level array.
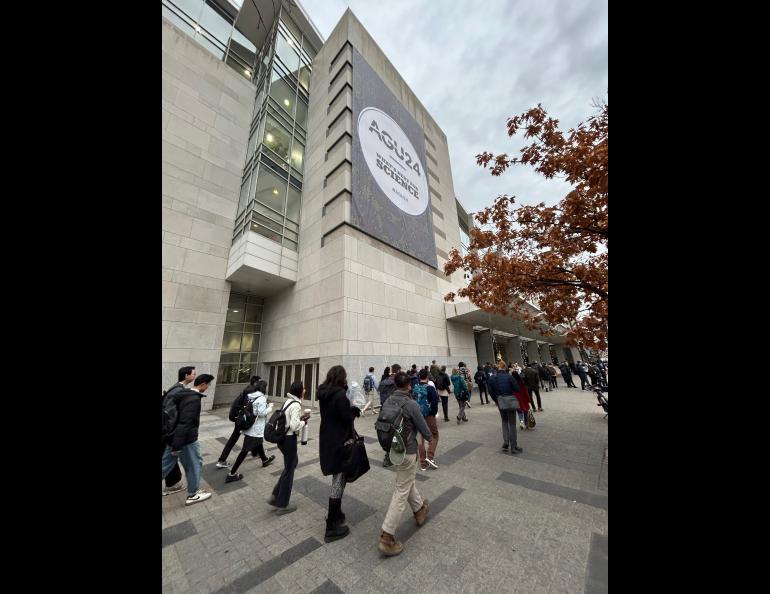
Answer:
[{"left": 378, "top": 372, "right": 432, "bottom": 557}]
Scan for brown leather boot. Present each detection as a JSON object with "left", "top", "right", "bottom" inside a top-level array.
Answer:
[
  {"left": 414, "top": 499, "right": 430, "bottom": 526},
  {"left": 378, "top": 531, "right": 403, "bottom": 556}
]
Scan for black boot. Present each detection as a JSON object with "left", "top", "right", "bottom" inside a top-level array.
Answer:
[{"left": 324, "top": 497, "right": 350, "bottom": 543}]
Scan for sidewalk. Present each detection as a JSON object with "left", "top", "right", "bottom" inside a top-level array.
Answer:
[{"left": 162, "top": 384, "right": 608, "bottom": 593}]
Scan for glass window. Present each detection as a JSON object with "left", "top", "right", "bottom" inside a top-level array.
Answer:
[
  {"left": 298, "top": 63, "right": 311, "bottom": 92},
  {"left": 225, "top": 54, "right": 253, "bottom": 81},
  {"left": 304, "top": 364, "right": 313, "bottom": 401},
  {"left": 253, "top": 212, "right": 283, "bottom": 234},
  {"left": 196, "top": 34, "right": 225, "bottom": 59},
  {"left": 226, "top": 304, "right": 245, "bottom": 323},
  {"left": 275, "top": 32, "right": 300, "bottom": 75},
  {"left": 244, "top": 323, "right": 260, "bottom": 333},
  {"left": 268, "top": 366, "right": 276, "bottom": 395},
  {"left": 255, "top": 166, "right": 287, "bottom": 214},
  {"left": 295, "top": 98, "right": 308, "bottom": 130},
  {"left": 286, "top": 185, "right": 301, "bottom": 223},
  {"left": 276, "top": 366, "right": 283, "bottom": 396},
  {"left": 290, "top": 139, "right": 304, "bottom": 173},
  {"left": 237, "top": 362, "right": 254, "bottom": 383},
  {"left": 162, "top": 5, "right": 195, "bottom": 33},
  {"left": 280, "top": 16, "right": 303, "bottom": 47},
  {"left": 198, "top": 0, "right": 234, "bottom": 45},
  {"left": 240, "top": 352, "right": 258, "bottom": 364},
  {"left": 254, "top": 201, "right": 284, "bottom": 224},
  {"left": 169, "top": 0, "right": 204, "bottom": 21},
  {"left": 230, "top": 26, "right": 256, "bottom": 68},
  {"left": 269, "top": 69, "right": 296, "bottom": 118},
  {"left": 251, "top": 222, "right": 281, "bottom": 244},
  {"left": 245, "top": 304, "right": 262, "bottom": 323},
  {"left": 263, "top": 116, "right": 292, "bottom": 162},
  {"left": 219, "top": 352, "right": 239, "bottom": 364},
  {"left": 221, "top": 332, "right": 242, "bottom": 352},
  {"left": 237, "top": 172, "right": 251, "bottom": 214},
  {"left": 241, "top": 334, "right": 259, "bottom": 352},
  {"left": 282, "top": 237, "right": 298, "bottom": 251},
  {"left": 217, "top": 364, "right": 239, "bottom": 385}
]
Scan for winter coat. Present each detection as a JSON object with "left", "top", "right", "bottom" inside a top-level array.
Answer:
[
  {"left": 515, "top": 383, "right": 531, "bottom": 412},
  {"left": 538, "top": 365, "right": 551, "bottom": 381},
  {"left": 170, "top": 387, "right": 206, "bottom": 450},
  {"left": 523, "top": 367, "right": 540, "bottom": 390},
  {"left": 560, "top": 364, "right": 573, "bottom": 379},
  {"left": 474, "top": 370, "right": 487, "bottom": 386},
  {"left": 318, "top": 384, "right": 361, "bottom": 476},
  {"left": 242, "top": 391, "right": 273, "bottom": 438},
  {"left": 435, "top": 372, "right": 452, "bottom": 393},
  {"left": 378, "top": 376, "right": 396, "bottom": 405},
  {"left": 489, "top": 370, "right": 521, "bottom": 402}
]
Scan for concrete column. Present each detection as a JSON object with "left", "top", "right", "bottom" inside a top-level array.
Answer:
[
  {"left": 567, "top": 347, "right": 582, "bottom": 363},
  {"left": 474, "top": 329, "right": 495, "bottom": 369},
  {"left": 525, "top": 340, "right": 540, "bottom": 365},
  {"left": 507, "top": 336, "right": 524, "bottom": 366},
  {"left": 539, "top": 343, "right": 552, "bottom": 364}
]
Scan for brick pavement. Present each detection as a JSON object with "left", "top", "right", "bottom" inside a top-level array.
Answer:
[{"left": 162, "top": 384, "right": 608, "bottom": 593}]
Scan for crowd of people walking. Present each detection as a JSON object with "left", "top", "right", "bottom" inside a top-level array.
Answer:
[{"left": 162, "top": 356, "right": 607, "bottom": 554}]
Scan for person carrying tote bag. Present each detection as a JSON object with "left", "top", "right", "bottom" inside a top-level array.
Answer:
[{"left": 489, "top": 363, "right": 523, "bottom": 454}]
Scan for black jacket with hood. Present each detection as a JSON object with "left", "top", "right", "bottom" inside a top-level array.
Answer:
[
  {"left": 378, "top": 376, "right": 396, "bottom": 405},
  {"left": 170, "top": 387, "right": 207, "bottom": 451},
  {"left": 317, "top": 384, "right": 361, "bottom": 476}
]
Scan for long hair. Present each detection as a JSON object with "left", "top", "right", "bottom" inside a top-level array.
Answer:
[
  {"left": 381, "top": 366, "right": 391, "bottom": 382},
  {"left": 321, "top": 365, "right": 347, "bottom": 388}
]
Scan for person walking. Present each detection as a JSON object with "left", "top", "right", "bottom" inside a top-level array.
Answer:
[
  {"left": 588, "top": 363, "right": 601, "bottom": 387},
  {"left": 361, "top": 367, "right": 378, "bottom": 416},
  {"left": 318, "top": 365, "right": 361, "bottom": 543},
  {"left": 435, "top": 365, "right": 452, "bottom": 422},
  {"left": 458, "top": 362, "right": 473, "bottom": 407},
  {"left": 548, "top": 364, "right": 558, "bottom": 389},
  {"left": 450, "top": 368, "right": 469, "bottom": 424},
  {"left": 488, "top": 364, "right": 523, "bottom": 454},
  {"left": 161, "top": 374, "right": 215, "bottom": 506},
  {"left": 215, "top": 375, "right": 261, "bottom": 470},
  {"left": 537, "top": 363, "right": 551, "bottom": 393},
  {"left": 523, "top": 363, "right": 543, "bottom": 412},
  {"left": 162, "top": 365, "right": 196, "bottom": 495},
  {"left": 225, "top": 380, "right": 276, "bottom": 483},
  {"left": 560, "top": 363, "right": 577, "bottom": 388},
  {"left": 268, "top": 381, "right": 310, "bottom": 515},
  {"left": 429, "top": 360, "right": 440, "bottom": 380},
  {"left": 474, "top": 365, "right": 490, "bottom": 404},
  {"left": 577, "top": 362, "right": 589, "bottom": 390},
  {"left": 414, "top": 369, "right": 440, "bottom": 470},
  {"left": 378, "top": 365, "right": 398, "bottom": 406},
  {"left": 378, "top": 372, "right": 432, "bottom": 556}
]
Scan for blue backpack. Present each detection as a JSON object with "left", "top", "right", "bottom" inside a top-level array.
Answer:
[{"left": 412, "top": 383, "right": 431, "bottom": 417}]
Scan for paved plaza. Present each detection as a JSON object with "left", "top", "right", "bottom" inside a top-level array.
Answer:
[{"left": 162, "top": 384, "right": 608, "bottom": 593}]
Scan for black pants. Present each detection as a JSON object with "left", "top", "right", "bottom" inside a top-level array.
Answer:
[
  {"left": 272, "top": 434, "right": 298, "bottom": 508},
  {"left": 579, "top": 375, "right": 588, "bottom": 390},
  {"left": 565, "top": 375, "right": 576, "bottom": 387},
  {"left": 218, "top": 424, "right": 245, "bottom": 463},
  {"left": 440, "top": 395, "right": 449, "bottom": 420},
  {"left": 478, "top": 384, "right": 489, "bottom": 403},
  {"left": 529, "top": 387, "right": 542, "bottom": 410},
  {"left": 550, "top": 377, "right": 557, "bottom": 389},
  {"left": 162, "top": 440, "right": 182, "bottom": 487},
  {"left": 231, "top": 436, "right": 268, "bottom": 474}
]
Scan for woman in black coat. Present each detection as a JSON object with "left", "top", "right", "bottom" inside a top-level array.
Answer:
[{"left": 318, "top": 365, "right": 361, "bottom": 543}]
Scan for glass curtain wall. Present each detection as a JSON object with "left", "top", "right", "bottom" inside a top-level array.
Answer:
[
  {"left": 233, "top": 11, "right": 315, "bottom": 252},
  {"left": 217, "top": 293, "right": 264, "bottom": 385}
]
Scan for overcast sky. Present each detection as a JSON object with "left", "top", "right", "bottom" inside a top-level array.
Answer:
[{"left": 298, "top": 0, "right": 607, "bottom": 215}]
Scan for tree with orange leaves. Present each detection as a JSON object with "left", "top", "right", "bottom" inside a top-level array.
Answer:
[{"left": 444, "top": 102, "right": 607, "bottom": 350}]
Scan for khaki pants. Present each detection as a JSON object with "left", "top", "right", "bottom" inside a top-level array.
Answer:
[{"left": 382, "top": 453, "right": 424, "bottom": 534}]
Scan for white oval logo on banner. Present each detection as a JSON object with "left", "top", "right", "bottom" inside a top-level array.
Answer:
[{"left": 357, "top": 107, "right": 429, "bottom": 216}]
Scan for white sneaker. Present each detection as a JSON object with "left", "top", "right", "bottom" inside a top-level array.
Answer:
[
  {"left": 215, "top": 460, "right": 230, "bottom": 469},
  {"left": 426, "top": 458, "right": 438, "bottom": 469},
  {"left": 162, "top": 482, "right": 184, "bottom": 496},
  {"left": 520, "top": 422, "right": 525, "bottom": 430},
  {"left": 185, "top": 490, "right": 212, "bottom": 505}
]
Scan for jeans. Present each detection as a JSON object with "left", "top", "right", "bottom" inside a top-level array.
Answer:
[
  {"left": 478, "top": 384, "right": 489, "bottom": 403},
  {"left": 382, "top": 453, "right": 424, "bottom": 535},
  {"left": 272, "top": 434, "right": 298, "bottom": 508},
  {"left": 418, "top": 415, "right": 439, "bottom": 465},
  {"left": 217, "top": 424, "right": 243, "bottom": 463},
  {"left": 579, "top": 374, "right": 588, "bottom": 390},
  {"left": 162, "top": 440, "right": 182, "bottom": 487},
  {"left": 455, "top": 396, "right": 467, "bottom": 421},
  {"left": 162, "top": 441, "right": 202, "bottom": 496},
  {"left": 230, "top": 435, "right": 268, "bottom": 474},
  {"left": 499, "top": 410, "right": 518, "bottom": 448}
]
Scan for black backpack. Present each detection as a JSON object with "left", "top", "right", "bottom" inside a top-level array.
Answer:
[
  {"left": 263, "top": 400, "right": 300, "bottom": 443},
  {"left": 374, "top": 397, "right": 408, "bottom": 452},
  {"left": 229, "top": 389, "right": 250, "bottom": 422},
  {"left": 162, "top": 390, "right": 179, "bottom": 438},
  {"left": 235, "top": 396, "right": 257, "bottom": 431},
  {"left": 363, "top": 375, "right": 373, "bottom": 393}
]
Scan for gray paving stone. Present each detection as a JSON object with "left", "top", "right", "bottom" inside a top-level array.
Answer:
[
  {"left": 293, "top": 475, "right": 377, "bottom": 525},
  {"left": 163, "top": 519, "right": 198, "bottom": 548},
  {"left": 496, "top": 470, "right": 608, "bottom": 510}
]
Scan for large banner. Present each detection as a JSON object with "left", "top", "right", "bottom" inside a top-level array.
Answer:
[{"left": 350, "top": 47, "right": 438, "bottom": 269}]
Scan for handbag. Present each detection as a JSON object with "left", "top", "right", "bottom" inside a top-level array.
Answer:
[
  {"left": 497, "top": 395, "right": 520, "bottom": 412},
  {"left": 340, "top": 429, "right": 370, "bottom": 482}
]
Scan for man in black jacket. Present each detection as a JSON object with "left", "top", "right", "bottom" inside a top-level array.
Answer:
[
  {"left": 162, "top": 374, "right": 215, "bottom": 506},
  {"left": 162, "top": 366, "right": 195, "bottom": 495},
  {"left": 215, "top": 375, "right": 261, "bottom": 469},
  {"left": 523, "top": 364, "right": 543, "bottom": 411},
  {"left": 474, "top": 366, "right": 490, "bottom": 404},
  {"left": 560, "top": 363, "right": 577, "bottom": 388},
  {"left": 488, "top": 365, "right": 523, "bottom": 454},
  {"left": 435, "top": 365, "right": 452, "bottom": 422}
]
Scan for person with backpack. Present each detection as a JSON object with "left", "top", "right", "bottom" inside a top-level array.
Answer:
[
  {"left": 413, "top": 369, "right": 440, "bottom": 470},
  {"left": 451, "top": 368, "right": 469, "bottom": 424},
  {"left": 377, "top": 371, "right": 432, "bottom": 556},
  {"left": 488, "top": 364, "right": 524, "bottom": 454},
  {"left": 215, "top": 375, "right": 261, "bottom": 470},
  {"left": 378, "top": 365, "right": 397, "bottom": 406},
  {"left": 318, "top": 366, "right": 362, "bottom": 543},
  {"left": 266, "top": 381, "right": 310, "bottom": 515},
  {"left": 458, "top": 362, "right": 473, "bottom": 407},
  {"left": 435, "top": 365, "right": 452, "bottom": 422},
  {"left": 429, "top": 360, "right": 440, "bottom": 380},
  {"left": 361, "top": 367, "right": 378, "bottom": 416},
  {"left": 523, "top": 363, "right": 543, "bottom": 412},
  {"left": 537, "top": 363, "right": 551, "bottom": 393},
  {"left": 161, "top": 374, "right": 215, "bottom": 505},
  {"left": 224, "top": 380, "right": 276, "bottom": 483},
  {"left": 510, "top": 367, "right": 532, "bottom": 431},
  {"left": 560, "top": 363, "right": 577, "bottom": 388},
  {"left": 474, "top": 365, "right": 490, "bottom": 405},
  {"left": 161, "top": 366, "right": 196, "bottom": 495}
]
